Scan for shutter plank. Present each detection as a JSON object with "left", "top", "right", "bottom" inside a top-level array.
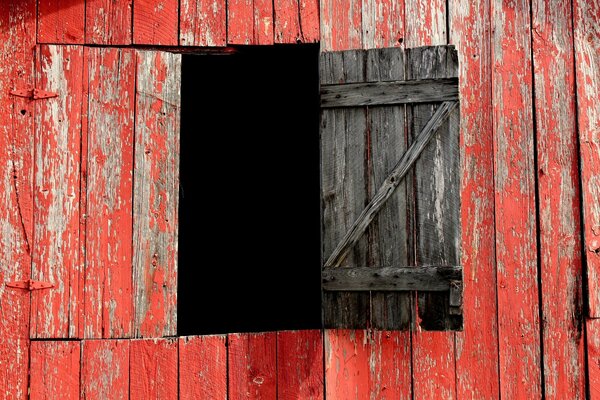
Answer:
[
  {"left": 407, "top": 45, "right": 462, "bottom": 330},
  {"left": 37, "top": 0, "right": 85, "bottom": 44},
  {"left": 85, "top": 0, "right": 133, "bottom": 45},
  {"left": 85, "top": 47, "right": 136, "bottom": 339},
  {"left": 228, "top": 332, "right": 277, "bottom": 400},
  {"left": 179, "top": 335, "right": 227, "bottom": 399},
  {"left": 180, "top": 0, "right": 227, "bottom": 47},
  {"left": 31, "top": 45, "right": 84, "bottom": 339},
  {"left": 133, "top": 0, "right": 178, "bottom": 45},
  {"left": 0, "top": 2, "right": 36, "bottom": 396},
  {"left": 133, "top": 51, "right": 180, "bottom": 338},
  {"left": 277, "top": 330, "right": 324, "bottom": 399},
  {"left": 130, "top": 338, "right": 178, "bottom": 400},
  {"left": 321, "top": 50, "right": 370, "bottom": 328},
  {"left": 81, "top": 340, "right": 130, "bottom": 399},
  {"left": 30, "top": 341, "right": 80, "bottom": 400}
]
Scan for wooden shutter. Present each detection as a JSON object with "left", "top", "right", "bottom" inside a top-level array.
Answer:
[{"left": 320, "top": 45, "right": 462, "bottom": 330}]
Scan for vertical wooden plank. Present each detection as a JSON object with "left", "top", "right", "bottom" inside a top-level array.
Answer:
[
  {"left": 31, "top": 45, "right": 84, "bottom": 339},
  {"left": 370, "top": 330, "right": 412, "bottom": 399},
  {"left": 133, "top": 0, "right": 178, "bottom": 45},
  {"left": 532, "top": 0, "right": 586, "bottom": 398},
  {"left": 449, "top": 0, "right": 500, "bottom": 397},
  {"left": 324, "top": 330, "right": 370, "bottom": 399},
  {"left": 491, "top": 0, "right": 542, "bottom": 397},
  {"left": 180, "top": 0, "right": 227, "bottom": 46},
  {"left": 404, "top": 0, "right": 446, "bottom": 46},
  {"left": 299, "top": 0, "right": 321, "bottom": 43},
  {"left": 274, "top": 0, "right": 319, "bottom": 43},
  {"left": 179, "top": 335, "right": 227, "bottom": 400},
  {"left": 362, "top": 0, "right": 404, "bottom": 49},
  {"left": 29, "top": 341, "right": 80, "bottom": 399},
  {"left": 319, "top": 0, "right": 362, "bottom": 50},
  {"left": 85, "top": 0, "right": 133, "bottom": 45},
  {"left": 37, "top": 0, "right": 85, "bottom": 44},
  {"left": 588, "top": 319, "right": 600, "bottom": 398},
  {"left": 81, "top": 340, "right": 130, "bottom": 399},
  {"left": 412, "top": 332, "right": 455, "bottom": 399},
  {"left": 85, "top": 47, "right": 136, "bottom": 339},
  {"left": 365, "top": 48, "right": 411, "bottom": 330},
  {"left": 574, "top": 0, "right": 600, "bottom": 317},
  {"left": 320, "top": 50, "right": 370, "bottom": 328},
  {"left": 277, "top": 330, "right": 324, "bottom": 400},
  {"left": 227, "top": 0, "right": 274, "bottom": 44},
  {"left": 0, "top": 2, "right": 36, "bottom": 397},
  {"left": 133, "top": 50, "right": 181, "bottom": 338},
  {"left": 228, "top": 332, "right": 277, "bottom": 400},
  {"left": 130, "top": 338, "right": 178, "bottom": 400}
]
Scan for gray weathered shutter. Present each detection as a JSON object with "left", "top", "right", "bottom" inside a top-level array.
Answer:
[{"left": 320, "top": 45, "right": 462, "bottom": 331}]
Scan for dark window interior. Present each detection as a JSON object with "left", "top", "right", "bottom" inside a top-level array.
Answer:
[{"left": 178, "top": 44, "right": 322, "bottom": 335}]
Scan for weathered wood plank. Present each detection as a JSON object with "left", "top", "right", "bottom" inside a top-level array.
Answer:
[
  {"left": 180, "top": 0, "right": 227, "bottom": 46},
  {"left": 133, "top": 0, "right": 178, "bottom": 45},
  {"left": 321, "top": 50, "right": 370, "bottom": 328},
  {"left": 319, "top": 0, "right": 362, "bottom": 50},
  {"left": 37, "top": 0, "right": 85, "bottom": 44},
  {"left": 130, "top": 338, "right": 178, "bottom": 400},
  {"left": 84, "top": 47, "right": 136, "bottom": 339},
  {"left": 404, "top": 0, "right": 446, "bottom": 47},
  {"left": 323, "top": 266, "right": 462, "bottom": 291},
  {"left": 85, "top": 0, "right": 133, "bottom": 45},
  {"left": 362, "top": 0, "right": 404, "bottom": 48},
  {"left": 320, "top": 78, "right": 459, "bottom": 107},
  {"left": 31, "top": 45, "right": 84, "bottom": 339},
  {"left": 299, "top": 0, "right": 320, "bottom": 43},
  {"left": 491, "top": 0, "right": 542, "bottom": 397},
  {"left": 29, "top": 341, "right": 80, "bottom": 399},
  {"left": 0, "top": 3, "right": 36, "bottom": 397},
  {"left": 588, "top": 319, "right": 600, "bottom": 398},
  {"left": 133, "top": 50, "right": 181, "bottom": 338},
  {"left": 227, "top": 0, "right": 274, "bottom": 44},
  {"left": 449, "top": 0, "right": 500, "bottom": 396},
  {"left": 81, "top": 339, "right": 130, "bottom": 399},
  {"left": 277, "top": 330, "right": 323, "bottom": 399},
  {"left": 412, "top": 332, "right": 456, "bottom": 399},
  {"left": 324, "top": 330, "right": 370, "bottom": 399},
  {"left": 179, "top": 335, "right": 227, "bottom": 399},
  {"left": 274, "top": 0, "right": 320, "bottom": 43},
  {"left": 532, "top": 0, "right": 585, "bottom": 398},
  {"left": 574, "top": 0, "right": 600, "bottom": 317},
  {"left": 228, "top": 332, "right": 277, "bottom": 400},
  {"left": 366, "top": 47, "right": 411, "bottom": 330},
  {"left": 370, "top": 330, "right": 412, "bottom": 399}
]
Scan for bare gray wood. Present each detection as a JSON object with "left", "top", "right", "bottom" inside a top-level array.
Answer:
[
  {"left": 322, "top": 266, "right": 462, "bottom": 291},
  {"left": 408, "top": 45, "right": 462, "bottom": 330},
  {"left": 324, "top": 100, "right": 458, "bottom": 269},
  {"left": 320, "top": 50, "right": 370, "bottom": 328},
  {"left": 320, "top": 77, "right": 458, "bottom": 108}
]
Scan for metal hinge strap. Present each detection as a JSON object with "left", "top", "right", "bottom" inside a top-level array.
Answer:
[
  {"left": 6, "top": 279, "right": 54, "bottom": 291},
  {"left": 10, "top": 88, "right": 58, "bottom": 100}
]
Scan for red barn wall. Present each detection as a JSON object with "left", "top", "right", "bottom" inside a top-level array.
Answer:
[{"left": 0, "top": 0, "right": 598, "bottom": 398}]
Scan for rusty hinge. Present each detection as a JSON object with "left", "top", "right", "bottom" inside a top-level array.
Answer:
[
  {"left": 6, "top": 279, "right": 54, "bottom": 291},
  {"left": 10, "top": 88, "right": 58, "bottom": 100}
]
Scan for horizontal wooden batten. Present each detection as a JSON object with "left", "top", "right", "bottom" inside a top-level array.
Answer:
[
  {"left": 322, "top": 266, "right": 462, "bottom": 291},
  {"left": 320, "top": 78, "right": 458, "bottom": 108}
]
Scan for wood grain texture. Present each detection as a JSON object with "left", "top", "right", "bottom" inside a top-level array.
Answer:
[
  {"left": 0, "top": 2, "right": 36, "bottom": 397},
  {"left": 227, "top": 0, "right": 274, "bottom": 44},
  {"left": 85, "top": 0, "right": 133, "bottom": 45},
  {"left": 133, "top": 0, "right": 178, "bottom": 45},
  {"left": 588, "top": 319, "right": 600, "bottom": 398},
  {"left": 31, "top": 45, "right": 84, "bottom": 339},
  {"left": 29, "top": 340, "right": 80, "bottom": 399},
  {"left": 449, "top": 0, "right": 500, "bottom": 397},
  {"left": 277, "top": 330, "right": 324, "bottom": 400},
  {"left": 81, "top": 339, "right": 130, "bottom": 399},
  {"left": 133, "top": 50, "right": 181, "bottom": 338},
  {"left": 412, "top": 332, "right": 455, "bottom": 399},
  {"left": 404, "top": 0, "right": 446, "bottom": 47},
  {"left": 274, "top": 0, "right": 320, "bottom": 43},
  {"left": 85, "top": 47, "right": 136, "bottom": 339},
  {"left": 228, "top": 332, "right": 277, "bottom": 400},
  {"left": 319, "top": 0, "right": 362, "bottom": 50},
  {"left": 179, "top": 335, "right": 227, "bottom": 399},
  {"left": 574, "top": 0, "right": 600, "bottom": 317},
  {"left": 491, "top": 0, "right": 542, "bottom": 397},
  {"left": 130, "top": 338, "right": 178, "bottom": 400},
  {"left": 362, "top": 0, "right": 404, "bottom": 49},
  {"left": 37, "top": 0, "right": 85, "bottom": 44},
  {"left": 180, "top": 0, "right": 226, "bottom": 46},
  {"left": 532, "top": 0, "right": 585, "bottom": 398},
  {"left": 320, "top": 50, "right": 370, "bottom": 328}
]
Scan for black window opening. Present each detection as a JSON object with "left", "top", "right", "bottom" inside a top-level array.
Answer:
[{"left": 178, "top": 45, "right": 322, "bottom": 335}]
